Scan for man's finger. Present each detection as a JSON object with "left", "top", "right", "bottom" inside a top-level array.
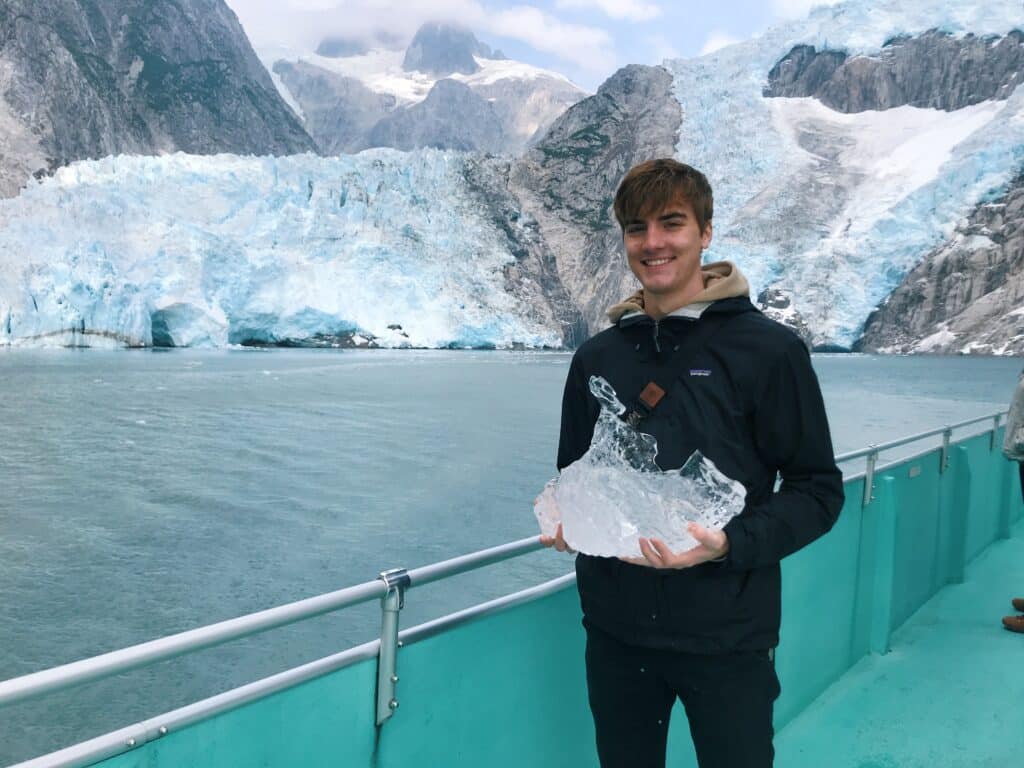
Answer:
[
  {"left": 648, "top": 538, "right": 677, "bottom": 562},
  {"left": 688, "top": 523, "right": 726, "bottom": 556},
  {"left": 554, "top": 523, "right": 567, "bottom": 551},
  {"left": 639, "top": 538, "right": 664, "bottom": 568}
]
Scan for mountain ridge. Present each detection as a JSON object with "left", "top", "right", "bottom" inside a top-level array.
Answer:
[
  {"left": 0, "top": 0, "right": 315, "bottom": 198},
  {"left": 266, "top": 22, "right": 586, "bottom": 156}
]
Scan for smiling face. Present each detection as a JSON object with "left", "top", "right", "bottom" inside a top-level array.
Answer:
[{"left": 622, "top": 197, "right": 713, "bottom": 317}]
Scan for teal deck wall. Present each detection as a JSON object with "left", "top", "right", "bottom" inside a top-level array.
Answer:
[{"left": 87, "top": 432, "right": 1023, "bottom": 768}]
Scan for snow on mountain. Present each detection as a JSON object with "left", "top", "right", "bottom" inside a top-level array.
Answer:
[
  {"left": 666, "top": 0, "right": 1024, "bottom": 347},
  {"left": 0, "top": 152, "right": 563, "bottom": 349},
  {"left": 289, "top": 46, "right": 579, "bottom": 106},
  {"left": 263, "top": 24, "right": 586, "bottom": 155}
]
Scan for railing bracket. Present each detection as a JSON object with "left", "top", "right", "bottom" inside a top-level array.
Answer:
[
  {"left": 376, "top": 567, "right": 411, "bottom": 726},
  {"left": 940, "top": 428, "right": 953, "bottom": 473},
  {"left": 862, "top": 447, "right": 878, "bottom": 507}
]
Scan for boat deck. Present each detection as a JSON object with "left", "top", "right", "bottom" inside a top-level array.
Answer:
[
  {"left": 3, "top": 423, "right": 1019, "bottom": 768},
  {"left": 777, "top": 518, "right": 1024, "bottom": 768}
]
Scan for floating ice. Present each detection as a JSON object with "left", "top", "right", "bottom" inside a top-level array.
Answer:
[{"left": 535, "top": 376, "right": 746, "bottom": 558}]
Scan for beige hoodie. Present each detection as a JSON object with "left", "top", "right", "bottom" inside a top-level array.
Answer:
[{"left": 606, "top": 260, "right": 751, "bottom": 323}]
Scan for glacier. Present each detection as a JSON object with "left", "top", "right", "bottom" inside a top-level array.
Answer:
[
  {"left": 667, "top": 0, "right": 1024, "bottom": 347},
  {"left": 0, "top": 151, "right": 562, "bottom": 349}
]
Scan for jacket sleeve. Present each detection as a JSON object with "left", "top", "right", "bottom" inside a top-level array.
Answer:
[
  {"left": 1002, "top": 371, "right": 1024, "bottom": 461},
  {"left": 722, "top": 337, "right": 845, "bottom": 570},
  {"left": 557, "top": 352, "right": 598, "bottom": 471}
]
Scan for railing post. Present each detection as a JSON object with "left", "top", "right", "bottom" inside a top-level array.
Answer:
[
  {"left": 990, "top": 414, "right": 1001, "bottom": 451},
  {"left": 869, "top": 476, "right": 897, "bottom": 654},
  {"left": 862, "top": 446, "right": 878, "bottom": 508},
  {"left": 947, "top": 447, "right": 971, "bottom": 584},
  {"left": 940, "top": 427, "right": 953, "bottom": 473},
  {"left": 376, "top": 568, "right": 410, "bottom": 726}
]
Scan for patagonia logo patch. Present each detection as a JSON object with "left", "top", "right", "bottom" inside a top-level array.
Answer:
[{"left": 689, "top": 369, "right": 712, "bottom": 377}]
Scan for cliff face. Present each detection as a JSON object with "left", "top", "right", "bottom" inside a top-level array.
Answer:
[
  {"left": 272, "top": 60, "right": 394, "bottom": 154},
  {"left": 765, "top": 30, "right": 1024, "bottom": 112},
  {"left": 0, "top": 0, "right": 314, "bottom": 198},
  {"left": 460, "top": 156, "right": 588, "bottom": 348},
  {"left": 757, "top": 27, "right": 1024, "bottom": 353},
  {"left": 511, "top": 65, "right": 682, "bottom": 336},
  {"left": 857, "top": 171, "right": 1024, "bottom": 355},
  {"left": 366, "top": 79, "right": 506, "bottom": 153}
]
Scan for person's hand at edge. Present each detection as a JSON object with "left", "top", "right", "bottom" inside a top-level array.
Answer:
[
  {"left": 539, "top": 523, "right": 576, "bottom": 554},
  {"left": 618, "top": 522, "right": 728, "bottom": 568}
]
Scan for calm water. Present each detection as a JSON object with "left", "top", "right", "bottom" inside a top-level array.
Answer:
[{"left": 0, "top": 350, "right": 1019, "bottom": 763}]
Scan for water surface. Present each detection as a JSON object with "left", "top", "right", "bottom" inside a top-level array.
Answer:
[{"left": 0, "top": 350, "right": 1018, "bottom": 763}]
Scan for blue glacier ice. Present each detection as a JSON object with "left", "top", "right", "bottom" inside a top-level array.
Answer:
[
  {"left": 0, "top": 151, "right": 561, "bottom": 349},
  {"left": 668, "top": 0, "right": 1024, "bottom": 346},
  {"left": 0, "top": 0, "right": 1020, "bottom": 350}
]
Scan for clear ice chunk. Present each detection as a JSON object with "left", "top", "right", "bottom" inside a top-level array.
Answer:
[{"left": 535, "top": 375, "right": 747, "bottom": 558}]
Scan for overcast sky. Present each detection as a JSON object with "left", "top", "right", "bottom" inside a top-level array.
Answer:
[{"left": 224, "top": 0, "right": 840, "bottom": 92}]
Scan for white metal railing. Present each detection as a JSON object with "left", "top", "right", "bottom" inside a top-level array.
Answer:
[
  {"left": 0, "top": 408, "right": 1010, "bottom": 767},
  {"left": 0, "top": 537, "right": 542, "bottom": 712},
  {"left": 835, "top": 411, "right": 1005, "bottom": 463},
  {"left": 834, "top": 410, "right": 1005, "bottom": 507}
]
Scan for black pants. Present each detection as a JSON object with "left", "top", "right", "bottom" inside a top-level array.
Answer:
[
  {"left": 1019, "top": 462, "right": 1023, "bottom": 503},
  {"left": 585, "top": 623, "right": 780, "bottom": 768}
]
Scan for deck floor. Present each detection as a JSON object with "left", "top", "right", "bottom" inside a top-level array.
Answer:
[{"left": 776, "top": 519, "right": 1024, "bottom": 768}]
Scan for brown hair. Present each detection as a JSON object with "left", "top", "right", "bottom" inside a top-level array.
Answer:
[{"left": 613, "top": 159, "right": 713, "bottom": 234}]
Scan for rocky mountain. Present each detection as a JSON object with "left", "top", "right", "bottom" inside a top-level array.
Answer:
[
  {"left": 758, "top": 26, "right": 1024, "bottom": 353},
  {"left": 765, "top": 30, "right": 1024, "bottom": 112},
  {"left": 508, "top": 2, "right": 1024, "bottom": 348},
  {"left": 402, "top": 22, "right": 504, "bottom": 76},
  {"left": 857, "top": 171, "right": 1024, "bottom": 355},
  {"left": 366, "top": 78, "right": 505, "bottom": 153},
  {"left": 268, "top": 22, "right": 585, "bottom": 156},
  {"left": 1, "top": 0, "right": 1022, "bottom": 353},
  {"left": 0, "top": 0, "right": 315, "bottom": 199},
  {"left": 511, "top": 65, "right": 682, "bottom": 336},
  {"left": 269, "top": 60, "right": 395, "bottom": 154}
]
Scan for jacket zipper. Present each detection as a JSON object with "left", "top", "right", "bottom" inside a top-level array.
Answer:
[{"left": 652, "top": 321, "right": 661, "bottom": 353}]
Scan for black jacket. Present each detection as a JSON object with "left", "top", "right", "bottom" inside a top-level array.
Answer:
[{"left": 557, "top": 296, "right": 844, "bottom": 653}]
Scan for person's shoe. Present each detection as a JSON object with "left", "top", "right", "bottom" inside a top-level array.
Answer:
[
  {"left": 1003, "top": 614, "right": 1024, "bottom": 633},
  {"left": 1012, "top": 597, "right": 1024, "bottom": 612}
]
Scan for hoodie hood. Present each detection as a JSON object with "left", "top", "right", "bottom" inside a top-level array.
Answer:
[{"left": 607, "top": 261, "right": 750, "bottom": 324}]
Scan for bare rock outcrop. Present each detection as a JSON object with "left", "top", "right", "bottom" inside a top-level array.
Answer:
[
  {"left": 366, "top": 79, "right": 505, "bottom": 153},
  {"left": 764, "top": 30, "right": 1024, "bottom": 112},
  {"left": 511, "top": 65, "right": 682, "bottom": 336},
  {"left": 857, "top": 170, "right": 1024, "bottom": 355},
  {"left": 0, "top": 0, "right": 315, "bottom": 198},
  {"left": 460, "top": 155, "right": 587, "bottom": 348}
]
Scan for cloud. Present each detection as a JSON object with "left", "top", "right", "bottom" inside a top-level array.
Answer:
[
  {"left": 699, "top": 31, "right": 741, "bottom": 56},
  {"left": 226, "top": 0, "right": 488, "bottom": 52},
  {"left": 645, "top": 34, "right": 680, "bottom": 63},
  {"left": 769, "top": 0, "right": 842, "bottom": 19},
  {"left": 226, "top": 0, "right": 616, "bottom": 75},
  {"left": 485, "top": 5, "right": 616, "bottom": 74},
  {"left": 554, "top": 0, "right": 662, "bottom": 21}
]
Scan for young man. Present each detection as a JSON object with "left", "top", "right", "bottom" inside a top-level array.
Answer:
[{"left": 542, "top": 159, "right": 845, "bottom": 767}]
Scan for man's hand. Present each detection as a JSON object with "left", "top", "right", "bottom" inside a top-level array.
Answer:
[
  {"left": 619, "top": 522, "right": 728, "bottom": 569},
  {"left": 539, "top": 523, "right": 576, "bottom": 554}
]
